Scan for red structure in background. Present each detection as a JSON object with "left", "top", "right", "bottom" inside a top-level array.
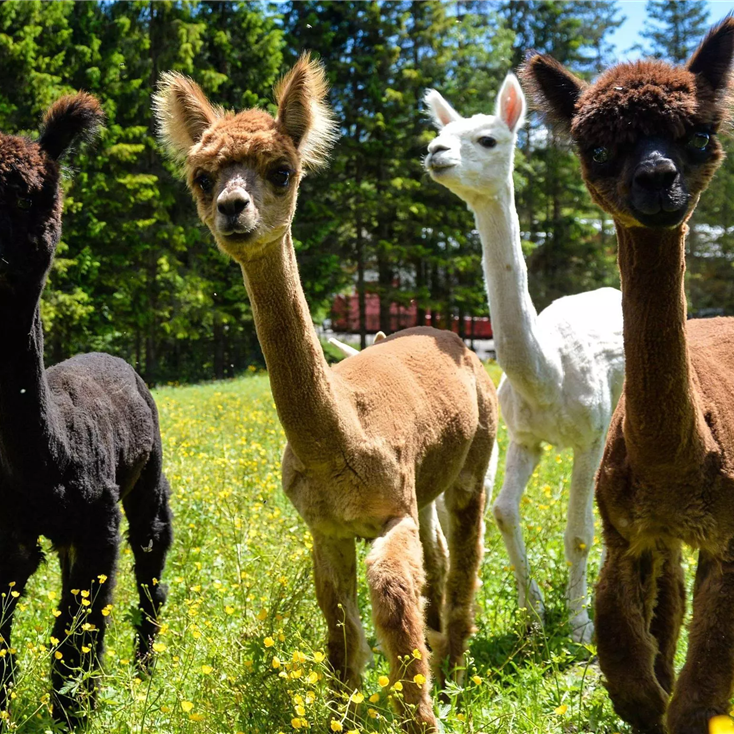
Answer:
[{"left": 331, "top": 293, "right": 493, "bottom": 338}]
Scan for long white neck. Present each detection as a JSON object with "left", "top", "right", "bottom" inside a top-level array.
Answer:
[{"left": 470, "top": 178, "right": 559, "bottom": 401}]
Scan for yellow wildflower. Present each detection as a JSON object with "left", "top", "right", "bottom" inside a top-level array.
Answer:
[
  {"left": 330, "top": 721, "right": 343, "bottom": 732},
  {"left": 710, "top": 716, "right": 734, "bottom": 734},
  {"left": 413, "top": 674, "right": 426, "bottom": 687},
  {"left": 378, "top": 675, "right": 390, "bottom": 687},
  {"left": 181, "top": 701, "right": 194, "bottom": 713},
  {"left": 264, "top": 637, "right": 275, "bottom": 648},
  {"left": 555, "top": 705, "right": 568, "bottom": 715}
]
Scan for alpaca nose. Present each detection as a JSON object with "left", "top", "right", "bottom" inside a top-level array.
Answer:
[
  {"left": 633, "top": 159, "right": 678, "bottom": 191},
  {"left": 428, "top": 140, "right": 450, "bottom": 155},
  {"left": 217, "top": 189, "right": 250, "bottom": 217}
]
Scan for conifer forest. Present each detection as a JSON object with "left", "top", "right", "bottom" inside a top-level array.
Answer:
[{"left": 6, "top": 0, "right": 730, "bottom": 384}]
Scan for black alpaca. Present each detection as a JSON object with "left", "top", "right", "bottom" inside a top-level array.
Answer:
[{"left": 0, "top": 93, "right": 172, "bottom": 726}]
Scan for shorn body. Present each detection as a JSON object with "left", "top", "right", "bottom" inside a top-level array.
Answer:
[
  {"left": 525, "top": 16, "right": 734, "bottom": 734},
  {"left": 0, "top": 93, "right": 172, "bottom": 726},
  {"left": 155, "top": 55, "right": 498, "bottom": 733},
  {"left": 424, "top": 75, "right": 624, "bottom": 642}
]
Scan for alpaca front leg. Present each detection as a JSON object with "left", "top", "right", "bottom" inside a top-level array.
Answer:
[
  {"left": 666, "top": 552, "right": 734, "bottom": 734},
  {"left": 492, "top": 441, "right": 544, "bottom": 623},
  {"left": 649, "top": 544, "right": 685, "bottom": 696},
  {"left": 418, "top": 503, "right": 448, "bottom": 635},
  {"left": 123, "top": 468, "right": 173, "bottom": 670},
  {"left": 596, "top": 538, "right": 667, "bottom": 734},
  {"left": 0, "top": 538, "right": 42, "bottom": 712},
  {"left": 312, "top": 533, "right": 370, "bottom": 692},
  {"left": 366, "top": 516, "right": 436, "bottom": 734},
  {"left": 51, "top": 530, "right": 119, "bottom": 728},
  {"left": 435, "top": 472, "right": 485, "bottom": 688},
  {"left": 565, "top": 442, "right": 603, "bottom": 644}
]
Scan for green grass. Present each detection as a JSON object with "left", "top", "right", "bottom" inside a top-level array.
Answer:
[{"left": 3, "top": 365, "right": 700, "bottom": 733}]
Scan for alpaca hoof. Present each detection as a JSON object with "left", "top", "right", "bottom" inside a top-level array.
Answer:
[
  {"left": 667, "top": 704, "right": 724, "bottom": 734},
  {"left": 518, "top": 591, "right": 545, "bottom": 634}
]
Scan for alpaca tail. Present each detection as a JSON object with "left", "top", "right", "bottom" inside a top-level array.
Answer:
[
  {"left": 328, "top": 337, "right": 359, "bottom": 357},
  {"left": 329, "top": 331, "right": 388, "bottom": 358}
]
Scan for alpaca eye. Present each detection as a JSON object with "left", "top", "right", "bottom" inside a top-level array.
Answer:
[
  {"left": 592, "top": 147, "right": 610, "bottom": 164},
  {"left": 195, "top": 174, "right": 214, "bottom": 194},
  {"left": 478, "top": 136, "right": 497, "bottom": 149},
  {"left": 16, "top": 197, "right": 32, "bottom": 210},
  {"left": 689, "top": 132, "right": 710, "bottom": 150},
  {"left": 269, "top": 169, "right": 292, "bottom": 187}
]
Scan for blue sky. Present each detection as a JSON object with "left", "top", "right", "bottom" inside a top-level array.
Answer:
[{"left": 610, "top": 0, "right": 734, "bottom": 58}]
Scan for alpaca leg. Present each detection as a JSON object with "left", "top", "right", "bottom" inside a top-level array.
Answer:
[
  {"left": 418, "top": 503, "right": 448, "bottom": 636},
  {"left": 0, "top": 537, "right": 42, "bottom": 711},
  {"left": 595, "top": 536, "right": 667, "bottom": 734},
  {"left": 565, "top": 441, "right": 603, "bottom": 643},
  {"left": 123, "top": 464, "right": 173, "bottom": 669},
  {"left": 434, "top": 470, "right": 486, "bottom": 688},
  {"left": 312, "top": 533, "right": 370, "bottom": 692},
  {"left": 649, "top": 544, "right": 685, "bottom": 696},
  {"left": 366, "top": 515, "right": 436, "bottom": 733},
  {"left": 492, "top": 441, "right": 544, "bottom": 622},
  {"left": 51, "top": 516, "right": 120, "bottom": 727},
  {"left": 666, "top": 552, "right": 734, "bottom": 734},
  {"left": 434, "top": 440, "right": 498, "bottom": 539}
]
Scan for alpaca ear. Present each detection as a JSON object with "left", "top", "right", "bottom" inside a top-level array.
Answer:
[
  {"left": 687, "top": 15, "right": 734, "bottom": 93},
  {"left": 275, "top": 52, "right": 338, "bottom": 172},
  {"left": 423, "top": 89, "right": 462, "bottom": 128},
  {"left": 520, "top": 53, "right": 586, "bottom": 135},
  {"left": 495, "top": 73, "right": 526, "bottom": 133},
  {"left": 39, "top": 92, "right": 105, "bottom": 161},
  {"left": 153, "top": 72, "right": 222, "bottom": 161}
]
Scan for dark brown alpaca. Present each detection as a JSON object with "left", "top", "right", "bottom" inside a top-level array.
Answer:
[{"left": 524, "top": 17, "right": 734, "bottom": 734}]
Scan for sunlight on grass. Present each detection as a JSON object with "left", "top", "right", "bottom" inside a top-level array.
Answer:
[{"left": 3, "top": 364, "right": 673, "bottom": 732}]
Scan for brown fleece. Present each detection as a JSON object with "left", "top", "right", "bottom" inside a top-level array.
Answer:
[
  {"left": 525, "top": 15, "right": 734, "bottom": 734},
  {"left": 155, "top": 54, "right": 498, "bottom": 734}
]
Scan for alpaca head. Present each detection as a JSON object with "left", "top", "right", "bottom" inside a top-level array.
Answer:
[
  {"left": 522, "top": 16, "right": 734, "bottom": 230},
  {"left": 154, "top": 53, "right": 338, "bottom": 264},
  {"left": 0, "top": 93, "right": 103, "bottom": 292},
  {"left": 424, "top": 74, "right": 525, "bottom": 203}
]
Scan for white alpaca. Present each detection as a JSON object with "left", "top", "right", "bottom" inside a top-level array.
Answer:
[{"left": 424, "top": 75, "right": 624, "bottom": 643}]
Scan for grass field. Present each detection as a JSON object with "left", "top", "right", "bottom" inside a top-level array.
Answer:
[{"left": 4, "top": 364, "right": 700, "bottom": 733}]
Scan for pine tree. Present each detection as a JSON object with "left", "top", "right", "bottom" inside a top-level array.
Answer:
[{"left": 641, "top": 0, "right": 709, "bottom": 62}]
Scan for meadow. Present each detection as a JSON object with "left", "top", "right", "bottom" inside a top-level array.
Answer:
[{"left": 3, "top": 363, "right": 699, "bottom": 733}]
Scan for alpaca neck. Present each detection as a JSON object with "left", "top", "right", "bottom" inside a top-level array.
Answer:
[
  {"left": 615, "top": 222, "right": 708, "bottom": 475},
  {"left": 0, "top": 283, "right": 58, "bottom": 479},
  {"left": 240, "top": 231, "right": 351, "bottom": 466},
  {"left": 471, "top": 182, "right": 559, "bottom": 401}
]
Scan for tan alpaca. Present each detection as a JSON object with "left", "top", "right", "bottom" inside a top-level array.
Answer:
[
  {"left": 524, "top": 17, "right": 734, "bottom": 734},
  {"left": 154, "top": 55, "right": 498, "bottom": 733}
]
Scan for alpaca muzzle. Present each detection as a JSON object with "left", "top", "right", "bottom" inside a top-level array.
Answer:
[{"left": 629, "top": 152, "right": 689, "bottom": 228}]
